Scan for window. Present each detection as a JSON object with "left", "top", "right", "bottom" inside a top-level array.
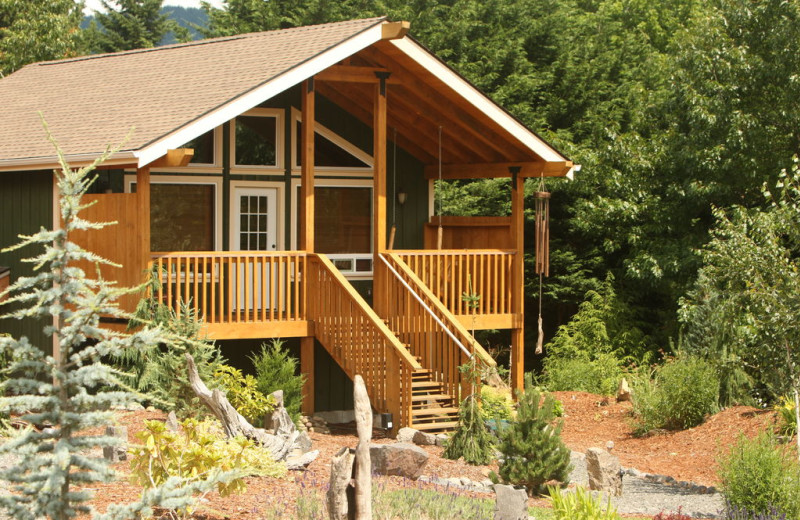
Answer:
[
  {"left": 296, "top": 122, "right": 370, "bottom": 168},
  {"left": 232, "top": 108, "right": 283, "bottom": 169},
  {"left": 129, "top": 180, "right": 218, "bottom": 252},
  {"left": 183, "top": 129, "right": 215, "bottom": 165}
]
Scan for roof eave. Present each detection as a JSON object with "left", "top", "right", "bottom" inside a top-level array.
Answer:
[{"left": 0, "top": 151, "right": 139, "bottom": 173}]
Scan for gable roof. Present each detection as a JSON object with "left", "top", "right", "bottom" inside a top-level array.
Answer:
[{"left": 0, "top": 17, "right": 571, "bottom": 174}]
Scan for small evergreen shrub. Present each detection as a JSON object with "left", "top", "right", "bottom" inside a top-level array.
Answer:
[
  {"left": 251, "top": 339, "right": 305, "bottom": 424},
  {"left": 549, "top": 486, "right": 620, "bottom": 520},
  {"left": 129, "top": 418, "right": 287, "bottom": 501},
  {"left": 215, "top": 364, "right": 275, "bottom": 426},
  {"left": 493, "top": 376, "right": 572, "bottom": 495},
  {"left": 719, "top": 432, "right": 800, "bottom": 519},
  {"left": 631, "top": 355, "right": 719, "bottom": 434},
  {"left": 443, "top": 358, "right": 496, "bottom": 465}
]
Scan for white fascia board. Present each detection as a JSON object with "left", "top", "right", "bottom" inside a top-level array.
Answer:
[
  {"left": 390, "top": 38, "right": 567, "bottom": 164},
  {"left": 135, "top": 23, "right": 386, "bottom": 168},
  {"left": 0, "top": 151, "right": 138, "bottom": 173}
]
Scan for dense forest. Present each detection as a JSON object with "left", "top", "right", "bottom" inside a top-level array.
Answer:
[{"left": 2, "top": 0, "right": 798, "bottom": 406}]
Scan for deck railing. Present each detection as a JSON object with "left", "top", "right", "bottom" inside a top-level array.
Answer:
[
  {"left": 393, "top": 250, "right": 514, "bottom": 316},
  {"left": 307, "top": 254, "right": 419, "bottom": 428},
  {"left": 150, "top": 251, "right": 307, "bottom": 325},
  {"left": 380, "top": 253, "right": 496, "bottom": 401}
]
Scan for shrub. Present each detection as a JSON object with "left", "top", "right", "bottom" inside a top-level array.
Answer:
[
  {"left": 775, "top": 395, "right": 797, "bottom": 437},
  {"left": 653, "top": 509, "right": 693, "bottom": 520},
  {"left": 251, "top": 339, "right": 305, "bottom": 424},
  {"left": 215, "top": 364, "right": 275, "bottom": 426},
  {"left": 631, "top": 355, "right": 719, "bottom": 434},
  {"left": 549, "top": 485, "right": 620, "bottom": 520},
  {"left": 542, "top": 351, "right": 624, "bottom": 396},
  {"left": 480, "top": 384, "right": 513, "bottom": 422},
  {"left": 493, "top": 377, "right": 572, "bottom": 495},
  {"left": 724, "top": 502, "right": 788, "bottom": 520},
  {"left": 443, "top": 359, "right": 496, "bottom": 465},
  {"left": 129, "top": 418, "right": 287, "bottom": 504},
  {"left": 719, "top": 432, "right": 800, "bottom": 519}
]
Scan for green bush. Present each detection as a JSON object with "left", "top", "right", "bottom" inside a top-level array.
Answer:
[
  {"left": 549, "top": 486, "right": 620, "bottom": 520},
  {"left": 129, "top": 418, "right": 287, "bottom": 502},
  {"left": 719, "top": 431, "right": 800, "bottom": 518},
  {"left": 542, "top": 351, "right": 623, "bottom": 396},
  {"left": 250, "top": 339, "right": 305, "bottom": 424},
  {"left": 775, "top": 395, "right": 797, "bottom": 437},
  {"left": 480, "top": 385, "right": 513, "bottom": 422},
  {"left": 493, "top": 378, "right": 572, "bottom": 495},
  {"left": 215, "top": 364, "right": 275, "bottom": 426},
  {"left": 443, "top": 359, "right": 496, "bottom": 465},
  {"left": 631, "top": 355, "right": 719, "bottom": 434}
]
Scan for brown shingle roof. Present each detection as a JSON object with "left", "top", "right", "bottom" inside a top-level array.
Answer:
[{"left": 0, "top": 17, "right": 385, "bottom": 165}]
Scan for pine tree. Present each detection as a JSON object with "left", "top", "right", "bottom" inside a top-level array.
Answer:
[
  {"left": 494, "top": 377, "right": 572, "bottom": 495},
  {"left": 442, "top": 357, "right": 495, "bottom": 466},
  {"left": 86, "top": 0, "right": 188, "bottom": 53},
  {"left": 0, "top": 117, "right": 221, "bottom": 520}
]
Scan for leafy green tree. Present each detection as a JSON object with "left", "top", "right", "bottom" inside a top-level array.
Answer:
[
  {"left": 0, "top": 120, "right": 222, "bottom": 519},
  {"left": 680, "top": 162, "right": 800, "bottom": 451},
  {"left": 0, "top": 0, "right": 85, "bottom": 75},
  {"left": 86, "top": 0, "right": 189, "bottom": 53}
]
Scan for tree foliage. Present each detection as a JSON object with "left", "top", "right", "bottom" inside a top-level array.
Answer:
[
  {"left": 0, "top": 0, "right": 84, "bottom": 75},
  {"left": 86, "top": 0, "right": 189, "bottom": 53}
]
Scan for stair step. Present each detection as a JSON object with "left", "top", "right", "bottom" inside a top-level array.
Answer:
[
  {"left": 412, "top": 380, "right": 444, "bottom": 389},
  {"left": 412, "top": 407, "right": 459, "bottom": 416},
  {"left": 411, "top": 393, "right": 452, "bottom": 402},
  {"left": 412, "top": 421, "right": 459, "bottom": 431}
]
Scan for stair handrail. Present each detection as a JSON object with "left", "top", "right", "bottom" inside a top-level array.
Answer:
[
  {"left": 382, "top": 253, "right": 496, "bottom": 368},
  {"left": 309, "top": 254, "right": 422, "bottom": 371},
  {"left": 379, "top": 253, "right": 473, "bottom": 360}
]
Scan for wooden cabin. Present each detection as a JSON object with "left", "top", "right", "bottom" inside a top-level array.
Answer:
[{"left": 0, "top": 18, "right": 573, "bottom": 432}]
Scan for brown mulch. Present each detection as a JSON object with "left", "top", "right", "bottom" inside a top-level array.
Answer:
[{"left": 44, "top": 391, "right": 779, "bottom": 518}]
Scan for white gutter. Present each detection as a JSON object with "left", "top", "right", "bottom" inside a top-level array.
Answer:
[{"left": 0, "top": 151, "right": 138, "bottom": 172}]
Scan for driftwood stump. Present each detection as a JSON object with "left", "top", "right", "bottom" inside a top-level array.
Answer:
[
  {"left": 185, "top": 353, "right": 318, "bottom": 469},
  {"left": 327, "top": 374, "right": 373, "bottom": 520},
  {"left": 353, "top": 375, "right": 372, "bottom": 520}
]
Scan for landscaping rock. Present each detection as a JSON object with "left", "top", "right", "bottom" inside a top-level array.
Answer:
[
  {"left": 396, "top": 427, "right": 418, "bottom": 443},
  {"left": 102, "top": 425, "right": 128, "bottom": 462},
  {"left": 435, "top": 433, "right": 448, "bottom": 447},
  {"left": 412, "top": 430, "right": 437, "bottom": 446},
  {"left": 586, "top": 447, "right": 622, "bottom": 496},
  {"left": 370, "top": 442, "right": 429, "bottom": 480},
  {"left": 616, "top": 378, "right": 631, "bottom": 402},
  {"left": 165, "top": 411, "right": 180, "bottom": 432},
  {"left": 493, "top": 484, "right": 528, "bottom": 520}
]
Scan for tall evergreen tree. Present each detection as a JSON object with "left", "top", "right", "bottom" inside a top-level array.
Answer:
[
  {"left": 0, "top": 119, "right": 219, "bottom": 520},
  {"left": 87, "top": 0, "right": 188, "bottom": 53},
  {"left": 0, "top": 0, "right": 85, "bottom": 75}
]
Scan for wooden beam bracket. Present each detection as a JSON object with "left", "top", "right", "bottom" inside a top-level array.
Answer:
[
  {"left": 150, "top": 148, "right": 194, "bottom": 168},
  {"left": 381, "top": 21, "right": 410, "bottom": 40}
]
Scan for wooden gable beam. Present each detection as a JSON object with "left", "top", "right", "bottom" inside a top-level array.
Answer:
[
  {"left": 381, "top": 21, "right": 410, "bottom": 40},
  {"left": 317, "top": 65, "right": 400, "bottom": 84},
  {"left": 423, "top": 161, "right": 573, "bottom": 179},
  {"left": 149, "top": 148, "right": 194, "bottom": 168}
]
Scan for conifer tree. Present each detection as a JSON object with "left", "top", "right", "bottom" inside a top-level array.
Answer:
[
  {"left": 0, "top": 118, "right": 220, "bottom": 520},
  {"left": 494, "top": 377, "right": 571, "bottom": 495},
  {"left": 87, "top": 0, "right": 188, "bottom": 53}
]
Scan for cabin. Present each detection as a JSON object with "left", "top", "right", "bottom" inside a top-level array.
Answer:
[{"left": 0, "top": 18, "right": 573, "bottom": 433}]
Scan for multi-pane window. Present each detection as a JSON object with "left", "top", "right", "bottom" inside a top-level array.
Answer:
[{"left": 239, "top": 194, "right": 272, "bottom": 251}]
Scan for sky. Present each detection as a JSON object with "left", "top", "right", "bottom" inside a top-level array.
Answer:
[{"left": 81, "top": 0, "right": 224, "bottom": 15}]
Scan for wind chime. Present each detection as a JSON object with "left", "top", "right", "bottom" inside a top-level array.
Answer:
[{"left": 534, "top": 176, "right": 550, "bottom": 355}]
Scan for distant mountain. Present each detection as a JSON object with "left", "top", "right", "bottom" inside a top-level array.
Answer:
[{"left": 81, "top": 5, "right": 208, "bottom": 46}]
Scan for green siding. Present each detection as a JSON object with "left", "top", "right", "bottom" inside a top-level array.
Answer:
[
  {"left": 0, "top": 170, "right": 53, "bottom": 352},
  {"left": 314, "top": 341, "right": 354, "bottom": 412}
]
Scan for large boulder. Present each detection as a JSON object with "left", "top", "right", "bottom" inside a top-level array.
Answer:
[
  {"left": 585, "top": 447, "right": 623, "bottom": 496},
  {"left": 412, "top": 430, "right": 437, "bottom": 446},
  {"left": 370, "top": 443, "right": 429, "bottom": 480},
  {"left": 493, "top": 484, "right": 528, "bottom": 520}
]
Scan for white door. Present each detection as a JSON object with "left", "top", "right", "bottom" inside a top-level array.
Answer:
[{"left": 233, "top": 188, "right": 278, "bottom": 311}]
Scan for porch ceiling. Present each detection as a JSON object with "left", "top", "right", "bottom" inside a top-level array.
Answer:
[{"left": 315, "top": 40, "right": 571, "bottom": 178}]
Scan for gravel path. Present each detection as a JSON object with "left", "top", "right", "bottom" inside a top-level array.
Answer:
[{"left": 568, "top": 452, "right": 724, "bottom": 519}]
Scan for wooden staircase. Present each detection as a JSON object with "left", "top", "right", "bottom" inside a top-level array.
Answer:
[{"left": 410, "top": 368, "right": 460, "bottom": 432}]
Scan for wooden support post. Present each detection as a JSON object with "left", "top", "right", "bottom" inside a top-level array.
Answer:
[
  {"left": 353, "top": 375, "right": 373, "bottom": 520},
  {"left": 510, "top": 168, "right": 525, "bottom": 395},
  {"left": 373, "top": 74, "right": 388, "bottom": 315},
  {"left": 300, "top": 78, "right": 315, "bottom": 252},
  {"left": 136, "top": 166, "right": 151, "bottom": 271},
  {"left": 301, "top": 337, "right": 315, "bottom": 415}
]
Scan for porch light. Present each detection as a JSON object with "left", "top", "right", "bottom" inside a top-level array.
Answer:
[{"left": 397, "top": 189, "right": 407, "bottom": 206}]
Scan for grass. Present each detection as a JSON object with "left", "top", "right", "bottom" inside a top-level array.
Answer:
[{"left": 254, "top": 478, "right": 652, "bottom": 520}]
